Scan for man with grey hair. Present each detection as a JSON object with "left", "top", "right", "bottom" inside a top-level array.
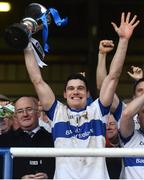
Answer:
[{"left": 0, "top": 96, "right": 55, "bottom": 179}]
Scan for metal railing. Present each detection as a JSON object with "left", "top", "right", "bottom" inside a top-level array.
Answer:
[
  {"left": 0, "top": 148, "right": 13, "bottom": 179},
  {"left": 1, "top": 147, "right": 144, "bottom": 179}
]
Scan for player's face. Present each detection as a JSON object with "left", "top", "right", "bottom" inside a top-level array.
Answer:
[
  {"left": 135, "top": 81, "right": 144, "bottom": 97},
  {"left": 64, "top": 79, "right": 89, "bottom": 110}
]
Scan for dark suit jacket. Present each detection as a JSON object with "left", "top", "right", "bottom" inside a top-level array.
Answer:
[{"left": 0, "top": 127, "right": 55, "bottom": 179}]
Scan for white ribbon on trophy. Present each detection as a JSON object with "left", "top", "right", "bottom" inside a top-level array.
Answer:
[{"left": 30, "top": 37, "right": 47, "bottom": 68}]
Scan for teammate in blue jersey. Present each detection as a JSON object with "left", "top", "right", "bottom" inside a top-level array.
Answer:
[
  {"left": 24, "top": 12, "right": 139, "bottom": 179},
  {"left": 120, "top": 78, "right": 144, "bottom": 179}
]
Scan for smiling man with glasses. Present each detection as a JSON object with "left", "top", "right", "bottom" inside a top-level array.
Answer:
[
  {"left": 14, "top": 97, "right": 39, "bottom": 131},
  {"left": 0, "top": 96, "right": 55, "bottom": 179}
]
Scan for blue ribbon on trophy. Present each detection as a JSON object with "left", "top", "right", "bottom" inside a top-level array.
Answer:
[
  {"left": 30, "top": 7, "right": 68, "bottom": 67},
  {"left": 39, "top": 8, "right": 68, "bottom": 52}
]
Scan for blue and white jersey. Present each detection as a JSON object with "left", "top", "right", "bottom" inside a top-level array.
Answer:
[
  {"left": 45, "top": 98, "right": 110, "bottom": 179},
  {"left": 114, "top": 101, "right": 140, "bottom": 130},
  {"left": 113, "top": 100, "right": 124, "bottom": 124},
  {"left": 120, "top": 129, "right": 144, "bottom": 179}
]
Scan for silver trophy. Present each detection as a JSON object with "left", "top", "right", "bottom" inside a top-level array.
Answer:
[{"left": 4, "top": 3, "right": 68, "bottom": 51}]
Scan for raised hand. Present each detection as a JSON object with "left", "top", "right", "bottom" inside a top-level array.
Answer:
[
  {"left": 111, "top": 12, "right": 140, "bottom": 40},
  {"left": 127, "top": 65, "right": 143, "bottom": 81},
  {"left": 99, "top": 40, "right": 114, "bottom": 54}
]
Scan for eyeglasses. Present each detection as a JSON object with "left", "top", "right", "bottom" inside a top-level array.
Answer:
[{"left": 15, "top": 107, "right": 37, "bottom": 115}]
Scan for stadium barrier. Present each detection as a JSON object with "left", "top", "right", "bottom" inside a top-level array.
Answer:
[{"left": 1, "top": 147, "right": 144, "bottom": 179}]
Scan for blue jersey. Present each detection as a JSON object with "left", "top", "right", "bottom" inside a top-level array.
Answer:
[{"left": 45, "top": 98, "right": 110, "bottom": 179}]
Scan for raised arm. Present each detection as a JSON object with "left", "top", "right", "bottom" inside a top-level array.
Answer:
[
  {"left": 120, "top": 93, "right": 144, "bottom": 138},
  {"left": 24, "top": 43, "right": 55, "bottom": 110},
  {"left": 96, "top": 40, "right": 114, "bottom": 90},
  {"left": 96, "top": 40, "right": 120, "bottom": 112},
  {"left": 100, "top": 12, "right": 140, "bottom": 107}
]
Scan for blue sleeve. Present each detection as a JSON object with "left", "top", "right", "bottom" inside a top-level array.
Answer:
[
  {"left": 44, "top": 100, "right": 57, "bottom": 121},
  {"left": 113, "top": 101, "right": 123, "bottom": 122},
  {"left": 98, "top": 98, "right": 111, "bottom": 116}
]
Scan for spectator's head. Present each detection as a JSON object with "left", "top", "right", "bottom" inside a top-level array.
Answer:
[
  {"left": 14, "top": 96, "right": 40, "bottom": 131},
  {"left": 0, "top": 103, "right": 15, "bottom": 134},
  {"left": 64, "top": 73, "right": 90, "bottom": 110},
  {"left": 133, "top": 78, "right": 144, "bottom": 97},
  {"left": 0, "top": 94, "right": 11, "bottom": 106},
  {"left": 106, "top": 114, "right": 118, "bottom": 140},
  {"left": 0, "top": 116, "right": 13, "bottom": 134}
]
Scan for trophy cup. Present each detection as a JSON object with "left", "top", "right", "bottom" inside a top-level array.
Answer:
[{"left": 4, "top": 3, "right": 68, "bottom": 51}]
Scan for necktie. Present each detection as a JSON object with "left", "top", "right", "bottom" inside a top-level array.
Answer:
[{"left": 26, "top": 131, "right": 35, "bottom": 138}]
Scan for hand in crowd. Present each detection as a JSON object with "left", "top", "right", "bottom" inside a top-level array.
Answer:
[
  {"left": 99, "top": 40, "right": 114, "bottom": 54},
  {"left": 21, "top": 172, "right": 48, "bottom": 179},
  {"left": 21, "top": 174, "right": 35, "bottom": 179},
  {"left": 34, "top": 172, "right": 48, "bottom": 179},
  {"left": 127, "top": 66, "right": 143, "bottom": 81},
  {"left": 111, "top": 12, "right": 140, "bottom": 40}
]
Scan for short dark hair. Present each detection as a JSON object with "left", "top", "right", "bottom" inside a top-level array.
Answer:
[
  {"left": 64, "top": 73, "right": 89, "bottom": 91},
  {"left": 133, "top": 78, "right": 144, "bottom": 94}
]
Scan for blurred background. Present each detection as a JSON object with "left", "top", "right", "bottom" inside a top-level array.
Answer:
[{"left": 0, "top": 0, "right": 144, "bottom": 101}]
